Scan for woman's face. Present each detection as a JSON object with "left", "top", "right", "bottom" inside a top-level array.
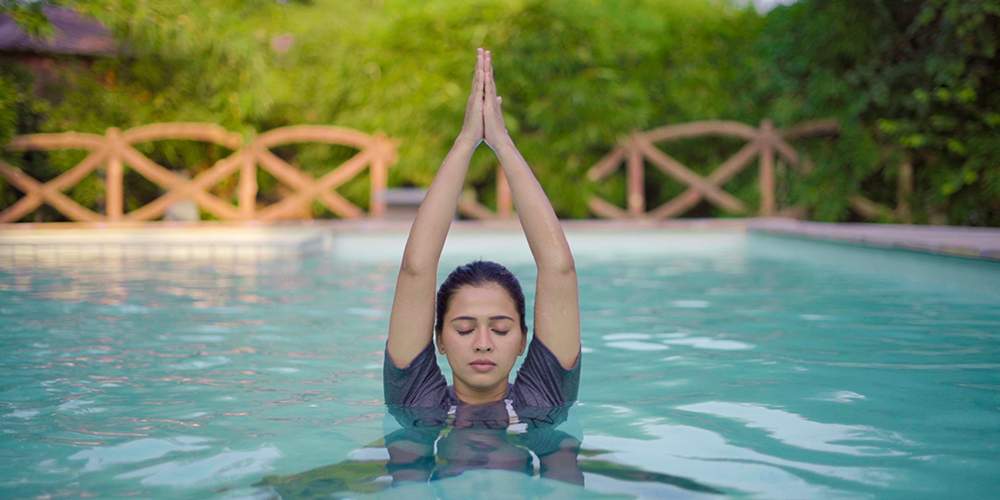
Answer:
[{"left": 438, "top": 283, "right": 526, "bottom": 399}]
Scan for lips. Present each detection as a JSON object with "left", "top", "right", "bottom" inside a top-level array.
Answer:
[{"left": 469, "top": 359, "right": 496, "bottom": 372}]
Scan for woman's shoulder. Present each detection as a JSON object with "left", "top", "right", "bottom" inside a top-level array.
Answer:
[
  {"left": 383, "top": 340, "right": 449, "bottom": 407},
  {"left": 510, "top": 335, "right": 581, "bottom": 408}
]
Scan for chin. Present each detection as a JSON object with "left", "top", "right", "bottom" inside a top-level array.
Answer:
[{"left": 463, "top": 371, "right": 509, "bottom": 388}]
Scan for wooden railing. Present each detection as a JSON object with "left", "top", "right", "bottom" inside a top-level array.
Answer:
[
  {"left": 2, "top": 119, "right": 845, "bottom": 223},
  {"left": 457, "top": 167, "right": 513, "bottom": 220},
  {"left": 849, "top": 158, "right": 913, "bottom": 223},
  {"left": 585, "top": 119, "right": 839, "bottom": 219},
  {"left": 0, "top": 123, "right": 398, "bottom": 223}
]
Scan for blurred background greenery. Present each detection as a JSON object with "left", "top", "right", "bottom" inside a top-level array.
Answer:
[{"left": 1, "top": 0, "right": 997, "bottom": 225}]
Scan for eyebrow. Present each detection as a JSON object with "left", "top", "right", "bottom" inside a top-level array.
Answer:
[{"left": 450, "top": 315, "right": 515, "bottom": 322}]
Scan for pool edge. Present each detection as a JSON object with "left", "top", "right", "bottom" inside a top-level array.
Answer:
[
  {"left": 2, "top": 217, "right": 998, "bottom": 262},
  {"left": 748, "top": 218, "right": 1000, "bottom": 262}
]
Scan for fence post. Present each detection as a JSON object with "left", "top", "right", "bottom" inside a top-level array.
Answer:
[
  {"left": 239, "top": 133, "right": 257, "bottom": 220},
  {"left": 895, "top": 159, "right": 913, "bottom": 223},
  {"left": 626, "top": 133, "right": 645, "bottom": 216},
  {"left": 497, "top": 166, "right": 512, "bottom": 218},
  {"left": 758, "top": 120, "right": 775, "bottom": 216},
  {"left": 105, "top": 127, "right": 124, "bottom": 221},
  {"left": 369, "top": 134, "right": 390, "bottom": 218}
]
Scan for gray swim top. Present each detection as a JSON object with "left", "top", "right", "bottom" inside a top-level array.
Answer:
[{"left": 383, "top": 334, "right": 581, "bottom": 411}]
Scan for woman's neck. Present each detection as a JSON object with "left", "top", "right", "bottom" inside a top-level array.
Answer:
[{"left": 453, "top": 379, "right": 509, "bottom": 405}]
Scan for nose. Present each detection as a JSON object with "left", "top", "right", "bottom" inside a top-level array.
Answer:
[{"left": 473, "top": 328, "right": 494, "bottom": 353}]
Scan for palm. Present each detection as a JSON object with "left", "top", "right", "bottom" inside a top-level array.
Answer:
[{"left": 458, "top": 49, "right": 508, "bottom": 148}]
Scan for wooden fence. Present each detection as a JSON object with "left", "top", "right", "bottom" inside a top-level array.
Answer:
[
  {"left": 457, "top": 167, "right": 513, "bottom": 220},
  {"left": 2, "top": 119, "right": 857, "bottom": 224},
  {"left": 848, "top": 158, "right": 914, "bottom": 224},
  {"left": 0, "top": 123, "right": 398, "bottom": 223},
  {"left": 584, "top": 119, "right": 839, "bottom": 219}
]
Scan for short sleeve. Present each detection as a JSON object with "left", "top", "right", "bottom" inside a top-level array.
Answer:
[
  {"left": 511, "top": 335, "right": 581, "bottom": 408},
  {"left": 383, "top": 341, "right": 448, "bottom": 407}
]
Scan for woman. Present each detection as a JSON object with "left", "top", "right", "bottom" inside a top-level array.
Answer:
[{"left": 384, "top": 48, "right": 581, "bottom": 412}]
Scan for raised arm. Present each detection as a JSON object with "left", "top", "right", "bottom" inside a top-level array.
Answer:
[
  {"left": 482, "top": 50, "right": 581, "bottom": 369},
  {"left": 386, "top": 49, "right": 485, "bottom": 368}
]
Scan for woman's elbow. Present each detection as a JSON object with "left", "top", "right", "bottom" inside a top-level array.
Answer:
[
  {"left": 541, "top": 258, "right": 576, "bottom": 275},
  {"left": 399, "top": 256, "right": 434, "bottom": 277}
]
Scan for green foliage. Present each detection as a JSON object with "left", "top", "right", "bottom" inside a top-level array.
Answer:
[
  {"left": 1, "top": 0, "right": 57, "bottom": 38},
  {"left": 0, "top": 72, "right": 18, "bottom": 147},
  {"left": 748, "top": 0, "right": 1000, "bottom": 225},
  {"left": 2, "top": 0, "right": 761, "bottom": 220},
  {"left": 2, "top": 0, "right": 997, "bottom": 225},
  {"left": 0, "top": 63, "right": 54, "bottom": 216}
]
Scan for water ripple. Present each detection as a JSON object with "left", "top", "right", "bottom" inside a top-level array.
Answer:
[
  {"left": 677, "top": 401, "right": 909, "bottom": 457},
  {"left": 115, "top": 446, "right": 282, "bottom": 486},
  {"left": 69, "top": 436, "right": 213, "bottom": 472}
]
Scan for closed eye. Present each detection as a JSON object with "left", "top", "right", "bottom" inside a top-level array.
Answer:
[
  {"left": 492, "top": 329, "right": 510, "bottom": 335},
  {"left": 456, "top": 329, "right": 474, "bottom": 335}
]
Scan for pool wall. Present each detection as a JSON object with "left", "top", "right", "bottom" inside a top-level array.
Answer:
[{"left": 1, "top": 218, "right": 998, "bottom": 263}]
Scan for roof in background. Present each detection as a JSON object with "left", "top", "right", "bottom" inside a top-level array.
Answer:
[{"left": 0, "top": 6, "right": 116, "bottom": 56}]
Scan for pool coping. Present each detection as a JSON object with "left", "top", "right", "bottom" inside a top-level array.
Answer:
[
  {"left": 0, "top": 219, "right": 747, "bottom": 261},
  {"left": 748, "top": 218, "right": 1000, "bottom": 262},
  {"left": 1, "top": 218, "right": 998, "bottom": 262}
]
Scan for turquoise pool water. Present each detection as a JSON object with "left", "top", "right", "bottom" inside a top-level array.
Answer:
[{"left": 1, "top": 231, "right": 998, "bottom": 498}]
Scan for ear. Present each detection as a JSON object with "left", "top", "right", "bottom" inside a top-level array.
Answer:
[
  {"left": 436, "top": 334, "right": 445, "bottom": 354},
  {"left": 518, "top": 333, "right": 527, "bottom": 356}
]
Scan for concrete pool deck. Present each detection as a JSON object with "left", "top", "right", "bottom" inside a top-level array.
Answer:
[
  {"left": 748, "top": 218, "right": 1000, "bottom": 261},
  {"left": 0, "top": 218, "right": 998, "bottom": 262}
]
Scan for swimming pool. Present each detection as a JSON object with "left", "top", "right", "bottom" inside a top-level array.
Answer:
[{"left": 2, "top": 229, "right": 998, "bottom": 498}]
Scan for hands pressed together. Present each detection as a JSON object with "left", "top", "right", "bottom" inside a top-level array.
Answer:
[{"left": 459, "top": 48, "right": 510, "bottom": 150}]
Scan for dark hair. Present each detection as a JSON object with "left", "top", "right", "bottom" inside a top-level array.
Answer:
[{"left": 435, "top": 260, "right": 527, "bottom": 337}]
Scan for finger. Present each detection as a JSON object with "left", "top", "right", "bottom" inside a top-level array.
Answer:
[
  {"left": 478, "top": 49, "right": 486, "bottom": 101},
  {"left": 486, "top": 50, "right": 493, "bottom": 92},
  {"left": 485, "top": 51, "right": 497, "bottom": 102},
  {"left": 472, "top": 48, "right": 483, "bottom": 95}
]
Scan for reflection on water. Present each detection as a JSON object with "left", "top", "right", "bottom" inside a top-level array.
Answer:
[
  {"left": 583, "top": 422, "right": 895, "bottom": 499},
  {"left": 117, "top": 445, "right": 282, "bottom": 487},
  {"left": 677, "top": 401, "right": 909, "bottom": 457},
  {"left": 257, "top": 404, "right": 722, "bottom": 498}
]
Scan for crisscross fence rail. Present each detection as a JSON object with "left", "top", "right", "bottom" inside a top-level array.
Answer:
[
  {"left": 848, "top": 157, "right": 914, "bottom": 224},
  {"left": 0, "top": 123, "right": 398, "bottom": 223},
  {"left": 457, "top": 167, "right": 513, "bottom": 220},
  {"left": 585, "top": 119, "right": 839, "bottom": 219}
]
